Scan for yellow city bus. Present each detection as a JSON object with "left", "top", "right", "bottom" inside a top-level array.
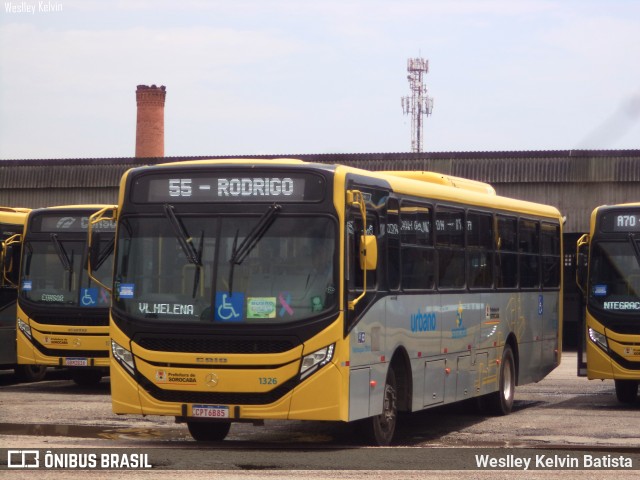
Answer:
[
  {"left": 91, "top": 159, "right": 563, "bottom": 445},
  {"left": 0, "top": 207, "right": 47, "bottom": 381},
  {"left": 576, "top": 203, "right": 640, "bottom": 403},
  {"left": 16, "top": 205, "right": 116, "bottom": 386}
]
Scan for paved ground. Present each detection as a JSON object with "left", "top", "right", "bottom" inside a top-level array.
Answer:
[{"left": 1, "top": 351, "right": 639, "bottom": 479}]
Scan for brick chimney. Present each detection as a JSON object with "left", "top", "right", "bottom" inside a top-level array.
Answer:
[{"left": 135, "top": 84, "right": 166, "bottom": 158}]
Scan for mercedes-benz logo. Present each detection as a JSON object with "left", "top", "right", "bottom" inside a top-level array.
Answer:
[{"left": 205, "top": 373, "right": 219, "bottom": 387}]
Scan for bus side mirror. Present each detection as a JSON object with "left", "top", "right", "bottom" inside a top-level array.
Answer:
[
  {"left": 89, "top": 231, "right": 101, "bottom": 271},
  {"left": 1, "top": 234, "right": 21, "bottom": 287},
  {"left": 3, "top": 243, "right": 13, "bottom": 265},
  {"left": 360, "top": 234, "right": 378, "bottom": 271},
  {"left": 87, "top": 206, "right": 117, "bottom": 294},
  {"left": 576, "top": 234, "right": 590, "bottom": 296},
  {"left": 1, "top": 243, "right": 10, "bottom": 280}
]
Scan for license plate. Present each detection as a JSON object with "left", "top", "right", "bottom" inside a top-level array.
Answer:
[
  {"left": 192, "top": 405, "right": 229, "bottom": 418},
  {"left": 65, "top": 357, "right": 89, "bottom": 366}
]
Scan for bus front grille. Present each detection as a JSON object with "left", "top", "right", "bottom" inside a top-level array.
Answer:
[
  {"left": 135, "top": 336, "right": 297, "bottom": 354},
  {"left": 138, "top": 374, "right": 300, "bottom": 405}
]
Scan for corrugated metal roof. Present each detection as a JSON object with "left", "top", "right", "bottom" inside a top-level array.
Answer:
[
  {"left": 3, "top": 150, "right": 640, "bottom": 188},
  {"left": 2, "top": 150, "right": 640, "bottom": 232}
]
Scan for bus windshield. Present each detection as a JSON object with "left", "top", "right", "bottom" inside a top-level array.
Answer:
[
  {"left": 20, "top": 238, "right": 113, "bottom": 308},
  {"left": 588, "top": 240, "right": 640, "bottom": 311},
  {"left": 113, "top": 214, "right": 337, "bottom": 323}
]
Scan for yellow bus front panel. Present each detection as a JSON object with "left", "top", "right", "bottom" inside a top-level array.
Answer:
[
  {"left": 17, "top": 315, "right": 110, "bottom": 367},
  {"left": 110, "top": 317, "right": 349, "bottom": 421},
  {"left": 586, "top": 315, "right": 640, "bottom": 380}
]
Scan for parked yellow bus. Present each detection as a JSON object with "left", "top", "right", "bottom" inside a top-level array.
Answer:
[
  {"left": 577, "top": 203, "right": 640, "bottom": 403},
  {"left": 1, "top": 207, "right": 47, "bottom": 381},
  {"left": 91, "top": 159, "right": 562, "bottom": 445},
  {"left": 16, "top": 205, "right": 116, "bottom": 386}
]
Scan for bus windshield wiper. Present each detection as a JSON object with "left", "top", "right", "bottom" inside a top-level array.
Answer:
[
  {"left": 50, "top": 233, "right": 74, "bottom": 291},
  {"left": 227, "top": 203, "right": 281, "bottom": 294},
  {"left": 163, "top": 204, "right": 202, "bottom": 267},
  {"left": 230, "top": 203, "right": 281, "bottom": 266},
  {"left": 24, "top": 242, "right": 33, "bottom": 276},
  {"left": 50, "top": 233, "right": 72, "bottom": 272},
  {"left": 192, "top": 230, "right": 204, "bottom": 298},
  {"left": 92, "top": 236, "right": 115, "bottom": 272},
  {"left": 629, "top": 233, "right": 640, "bottom": 271}
]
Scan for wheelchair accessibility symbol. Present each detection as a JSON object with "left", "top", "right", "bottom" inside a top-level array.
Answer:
[
  {"left": 80, "top": 288, "right": 98, "bottom": 307},
  {"left": 215, "top": 292, "right": 244, "bottom": 322},
  {"left": 538, "top": 294, "right": 544, "bottom": 316}
]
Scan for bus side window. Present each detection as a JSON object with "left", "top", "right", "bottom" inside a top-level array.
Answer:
[
  {"left": 496, "top": 215, "right": 518, "bottom": 288},
  {"left": 386, "top": 198, "right": 401, "bottom": 291},
  {"left": 519, "top": 218, "right": 540, "bottom": 288},
  {"left": 400, "top": 201, "right": 434, "bottom": 291},
  {"left": 541, "top": 222, "right": 561, "bottom": 288},
  {"left": 467, "top": 211, "right": 493, "bottom": 289},
  {"left": 436, "top": 207, "right": 465, "bottom": 289}
]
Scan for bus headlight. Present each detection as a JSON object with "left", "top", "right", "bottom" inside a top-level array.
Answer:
[
  {"left": 588, "top": 328, "right": 608, "bottom": 352},
  {"left": 300, "top": 344, "right": 335, "bottom": 380},
  {"left": 111, "top": 340, "right": 136, "bottom": 375},
  {"left": 17, "top": 319, "right": 32, "bottom": 340}
]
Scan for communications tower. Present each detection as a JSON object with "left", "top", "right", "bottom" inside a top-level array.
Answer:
[{"left": 401, "top": 58, "right": 433, "bottom": 152}]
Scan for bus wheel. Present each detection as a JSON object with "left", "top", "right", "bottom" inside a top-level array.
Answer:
[
  {"left": 480, "top": 345, "right": 515, "bottom": 415},
  {"left": 187, "top": 421, "right": 231, "bottom": 442},
  {"left": 615, "top": 380, "right": 638, "bottom": 404},
  {"left": 71, "top": 369, "right": 103, "bottom": 387},
  {"left": 15, "top": 365, "right": 47, "bottom": 382},
  {"left": 358, "top": 367, "right": 397, "bottom": 446}
]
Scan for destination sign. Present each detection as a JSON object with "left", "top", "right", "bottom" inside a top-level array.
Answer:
[
  {"left": 132, "top": 172, "right": 326, "bottom": 203},
  {"left": 600, "top": 211, "right": 640, "bottom": 233},
  {"left": 31, "top": 215, "right": 116, "bottom": 234}
]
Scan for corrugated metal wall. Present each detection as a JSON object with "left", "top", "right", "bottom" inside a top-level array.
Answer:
[
  {"left": 0, "top": 159, "right": 151, "bottom": 208},
  {"left": 1, "top": 150, "right": 639, "bottom": 233}
]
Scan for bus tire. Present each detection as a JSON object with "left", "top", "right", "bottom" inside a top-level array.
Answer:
[
  {"left": 71, "top": 369, "right": 103, "bottom": 387},
  {"left": 187, "top": 421, "right": 231, "bottom": 442},
  {"left": 480, "top": 345, "right": 515, "bottom": 415},
  {"left": 357, "top": 367, "right": 397, "bottom": 446},
  {"left": 615, "top": 380, "right": 638, "bottom": 404},
  {"left": 14, "top": 365, "right": 47, "bottom": 383}
]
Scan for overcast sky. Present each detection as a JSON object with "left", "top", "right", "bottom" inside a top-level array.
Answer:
[{"left": 1, "top": 0, "right": 639, "bottom": 160}]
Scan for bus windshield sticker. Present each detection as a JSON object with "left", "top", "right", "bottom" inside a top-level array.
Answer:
[
  {"left": 247, "top": 297, "right": 277, "bottom": 319},
  {"left": 119, "top": 284, "right": 135, "bottom": 299},
  {"left": 80, "top": 288, "right": 98, "bottom": 307},
  {"left": 98, "top": 289, "right": 111, "bottom": 305},
  {"left": 215, "top": 292, "right": 244, "bottom": 322},
  {"left": 22, "top": 280, "right": 32, "bottom": 291},
  {"left": 279, "top": 292, "right": 294, "bottom": 317},
  {"left": 593, "top": 285, "right": 607, "bottom": 296},
  {"left": 311, "top": 296, "right": 324, "bottom": 312}
]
